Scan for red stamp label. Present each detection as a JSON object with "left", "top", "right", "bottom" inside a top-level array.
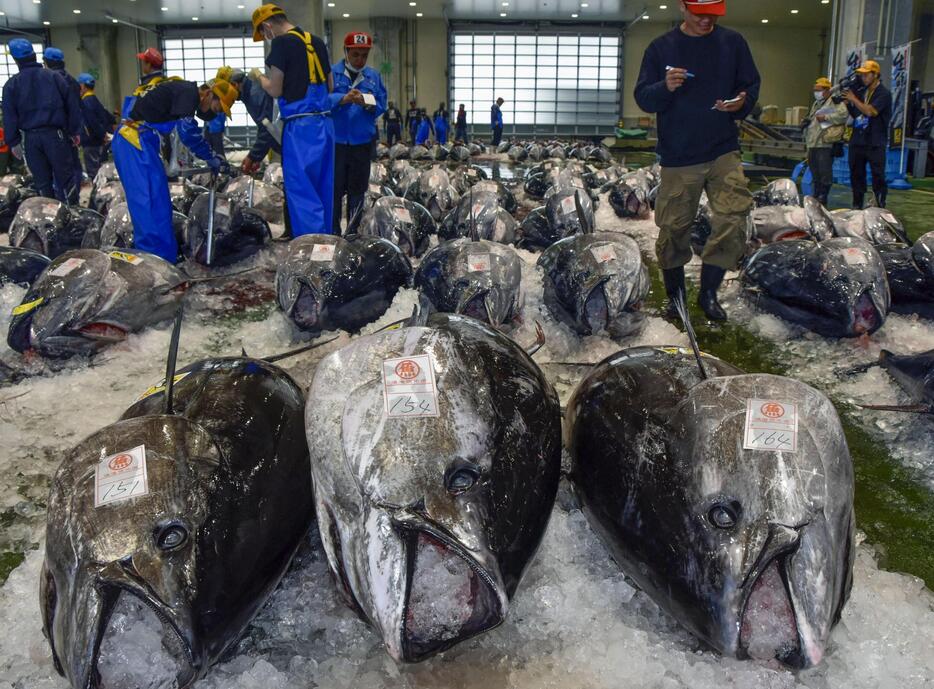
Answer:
[
  {"left": 760, "top": 402, "right": 785, "bottom": 419},
  {"left": 395, "top": 359, "right": 421, "bottom": 380},
  {"left": 108, "top": 454, "right": 133, "bottom": 472}
]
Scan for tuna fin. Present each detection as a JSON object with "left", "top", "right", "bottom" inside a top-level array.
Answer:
[
  {"left": 524, "top": 321, "right": 546, "bottom": 357},
  {"left": 674, "top": 292, "right": 708, "bottom": 380},
  {"left": 834, "top": 361, "right": 880, "bottom": 377},
  {"left": 163, "top": 307, "right": 184, "bottom": 415},
  {"left": 575, "top": 190, "right": 592, "bottom": 234},
  {"left": 262, "top": 336, "right": 339, "bottom": 364},
  {"left": 241, "top": 346, "right": 248, "bottom": 357},
  {"left": 859, "top": 403, "right": 931, "bottom": 414}
]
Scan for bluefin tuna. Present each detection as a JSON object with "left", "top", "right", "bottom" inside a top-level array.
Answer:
[
  {"left": 305, "top": 313, "right": 561, "bottom": 661},
  {"left": 404, "top": 167, "right": 460, "bottom": 221},
  {"left": 0, "top": 245, "right": 50, "bottom": 286},
  {"left": 357, "top": 196, "right": 436, "bottom": 258},
  {"left": 9, "top": 197, "right": 104, "bottom": 259},
  {"left": 566, "top": 346, "right": 854, "bottom": 668},
  {"left": 184, "top": 192, "right": 271, "bottom": 266}
]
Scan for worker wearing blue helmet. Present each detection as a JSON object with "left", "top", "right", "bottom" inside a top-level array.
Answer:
[
  {"left": 43, "top": 46, "right": 85, "bottom": 194},
  {"left": 76, "top": 73, "right": 116, "bottom": 180},
  {"left": 1, "top": 39, "right": 81, "bottom": 203}
]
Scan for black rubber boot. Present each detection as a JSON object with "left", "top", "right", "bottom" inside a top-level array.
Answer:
[
  {"left": 698, "top": 264, "right": 727, "bottom": 322},
  {"left": 852, "top": 193, "right": 864, "bottom": 210},
  {"left": 876, "top": 191, "right": 887, "bottom": 209},
  {"left": 662, "top": 266, "right": 686, "bottom": 319}
]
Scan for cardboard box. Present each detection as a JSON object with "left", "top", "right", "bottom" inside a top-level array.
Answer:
[
  {"left": 760, "top": 104, "right": 782, "bottom": 124},
  {"left": 785, "top": 106, "right": 809, "bottom": 126}
]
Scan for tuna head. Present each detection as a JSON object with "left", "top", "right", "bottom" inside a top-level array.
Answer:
[
  {"left": 409, "top": 168, "right": 460, "bottom": 221},
  {"left": 568, "top": 349, "right": 854, "bottom": 669},
  {"left": 8, "top": 250, "right": 127, "bottom": 357},
  {"left": 358, "top": 197, "right": 435, "bottom": 258},
  {"left": 608, "top": 174, "right": 651, "bottom": 219},
  {"left": 306, "top": 316, "right": 562, "bottom": 661},
  {"left": 538, "top": 233, "right": 650, "bottom": 338},
  {"left": 276, "top": 234, "right": 353, "bottom": 332},
  {"left": 415, "top": 238, "right": 523, "bottom": 328},
  {"left": 742, "top": 238, "right": 890, "bottom": 337},
  {"left": 41, "top": 416, "right": 221, "bottom": 689},
  {"left": 10, "top": 197, "right": 70, "bottom": 257},
  {"left": 184, "top": 194, "right": 271, "bottom": 267}
]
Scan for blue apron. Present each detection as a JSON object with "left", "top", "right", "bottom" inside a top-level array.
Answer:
[
  {"left": 433, "top": 114, "right": 448, "bottom": 144},
  {"left": 416, "top": 118, "right": 431, "bottom": 146}
]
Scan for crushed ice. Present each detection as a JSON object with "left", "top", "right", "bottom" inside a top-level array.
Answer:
[{"left": 405, "top": 534, "right": 475, "bottom": 643}]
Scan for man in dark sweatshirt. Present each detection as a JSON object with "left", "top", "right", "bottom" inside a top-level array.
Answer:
[{"left": 634, "top": 0, "right": 760, "bottom": 322}]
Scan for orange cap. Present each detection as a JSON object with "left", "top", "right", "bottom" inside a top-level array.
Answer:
[
  {"left": 136, "top": 47, "right": 163, "bottom": 68},
  {"left": 684, "top": 0, "right": 726, "bottom": 15},
  {"left": 211, "top": 79, "right": 239, "bottom": 118},
  {"left": 252, "top": 4, "right": 286, "bottom": 42},
  {"left": 855, "top": 60, "right": 881, "bottom": 75}
]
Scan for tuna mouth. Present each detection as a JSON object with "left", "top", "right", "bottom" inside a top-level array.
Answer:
[
  {"left": 7, "top": 312, "right": 33, "bottom": 353},
  {"left": 20, "top": 230, "right": 46, "bottom": 255},
  {"left": 93, "top": 588, "right": 194, "bottom": 689},
  {"left": 583, "top": 284, "right": 609, "bottom": 333},
  {"left": 401, "top": 531, "right": 503, "bottom": 662},
  {"left": 852, "top": 292, "right": 880, "bottom": 335},
  {"left": 461, "top": 292, "right": 495, "bottom": 325},
  {"left": 290, "top": 283, "right": 323, "bottom": 331},
  {"left": 76, "top": 322, "right": 128, "bottom": 342},
  {"left": 740, "top": 558, "right": 802, "bottom": 666}
]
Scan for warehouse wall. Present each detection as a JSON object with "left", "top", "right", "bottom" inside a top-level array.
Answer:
[{"left": 622, "top": 21, "right": 828, "bottom": 123}]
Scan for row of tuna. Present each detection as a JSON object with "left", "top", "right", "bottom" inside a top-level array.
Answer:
[{"left": 42, "top": 308, "right": 856, "bottom": 688}]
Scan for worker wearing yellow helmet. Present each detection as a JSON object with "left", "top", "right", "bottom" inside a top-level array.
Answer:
[{"left": 249, "top": 4, "right": 335, "bottom": 235}]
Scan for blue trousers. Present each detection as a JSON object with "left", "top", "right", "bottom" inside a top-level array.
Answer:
[
  {"left": 435, "top": 124, "right": 448, "bottom": 144},
  {"left": 23, "top": 128, "right": 78, "bottom": 204},
  {"left": 112, "top": 128, "right": 177, "bottom": 262},
  {"left": 455, "top": 124, "right": 468, "bottom": 143},
  {"left": 282, "top": 114, "right": 335, "bottom": 235},
  {"left": 387, "top": 123, "right": 402, "bottom": 147}
]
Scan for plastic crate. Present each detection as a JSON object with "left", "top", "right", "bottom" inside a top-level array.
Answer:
[{"left": 832, "top": 146, "right": 906, "bottom": 187}]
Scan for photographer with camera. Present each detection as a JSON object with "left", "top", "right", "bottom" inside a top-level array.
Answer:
[
  {"left": 803, "top": 77, "right": 848, "bottom": 206},
  {"left": 844, "top": 60, "right": 892, "bottom": 209},
  {"left": 329, "top": 31, "right": 387, "bottom": 234}
]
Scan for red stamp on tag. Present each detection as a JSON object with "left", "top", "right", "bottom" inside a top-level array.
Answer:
[
  {"left": 395, "top": 359, "right": 421, "bottom": 380},
  {"left": 760, "top": 402, "right": 785, "bottom": 419},
  {"left": 108, "top": 454, "right": 133, "bottom": 472}
]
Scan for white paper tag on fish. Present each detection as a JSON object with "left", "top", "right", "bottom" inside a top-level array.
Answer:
[
  {"left": 394, "top": 207, "right": 413, "bottom": 224},
  {"left": 382, "top": 354, "right": 440, "bottom": 418},
  {"left": 310, "top": 243, "right": 335, "bottom": 262},
  {"left": 590, "top": 245, "right": 616, "bottom": 264},
  {"left": 743, "top": 399, "right": 798, "bottom": 453},
  {"left": 842, "top": 247, "right": 868, "bottom": 265},
  {"left": 466, "top": 253, "right": 491, "bottom": 272},
  {"left": 467, "top": 168, "right": 478, "bottom": 177},
  {"left": 561, "top": 195, "right": 577, "bottom": 215},
  {"left": 109, "top": 250, "right": 143, "bottom": 265},
  {"left": 95, "top": 445, "right": 149, "bottom": 507},
  {"left": 49, "top": 257, "right": 85, "bottom": 277},
  {"left": 369, "top": 183, "right": 381, "bottom": 195}
]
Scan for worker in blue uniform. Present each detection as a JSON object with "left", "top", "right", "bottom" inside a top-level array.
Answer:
[
  {"left": 76, "top": 73, "right": 115, "bottom": 180},
  {"left": 251, "top": 3, "right": 335, "bottom": 235},
  {"left": 383, "top": 102, "right": 403, "bottom": 146},
  {"left": 433, "top": 103, "right": 449, "bottom": 144},
  {"left": 112, "top": 77, "right": 235, "bottom": 262},
  {"left": 43, "top": 47, "right": 85, "bottom": 194},
  {"left": 204, "top": 111, "right": 227, "bottom": 158},
  {"left": 1, "top": 39, "right": 82, "bottom": 203},
  {"left": 491, "top": 97, "right": 504, "bottom": 146},
  {"left": 415, "top": 109, "right": 433, "bottom": 146},
  {"left": 329, "top": 31, "right": 387, "bottom": 234}
]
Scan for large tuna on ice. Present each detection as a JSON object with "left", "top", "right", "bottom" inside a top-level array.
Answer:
[
  {"left": 276, "top": 233, "right": 413, "bottom": 335},
  {"left": 41, "top": 352, "right": 313, "bottom": 689},
  {"left": 7, "top": 249, "right": 185, "bottom": 358},
  {"left": 830, "top": 207, "right": 910, "bottom": 246},
  {"left": 520, "top": 189, "right": 595, "bottom": 249},
  {"left": 753, "top": 178, "right": 800, "bottom": 207},
  {"left": 0, "top": 174, "right": 36, "bottom": 233},
  {"left": 567, "top": 346, "right": 854, "bottom": 668},
  {"left": 9, "top": 197, "right": 104, "bottom": 259},
  {"left": 876, "top": 232, "right": 934, "bottom": 318},
  {"left": 221, "top": 175, "right": 285, "bottom": 226},
  {"left": 741, "top": 237, "right": 890, "bottom": 337},
  {"left": 415, "top": 237, "right": 523, "bottom": 328},
  {"left": 537, "top": 232, "right": 650, "bottom": 338},
  {"left": 184, "top": 192, "right": 271, "bottom": 266},
  {"left": 81, "top": 202, "right": 187, "bottom": 260},
  {"left": 438, "top": 190, "right": 519, "bottom": 244},
  {"left": 357, "top": 196, "right": 436, "bottom": 258},
  {"left": 305, "top": 313, "right": 561, "bottom": 661},
  {"left": 0, "top": 245, "right": 50, "bottom": 286},
  {"left": 404, "top": 167, "right": 460, "bottom": 221}
]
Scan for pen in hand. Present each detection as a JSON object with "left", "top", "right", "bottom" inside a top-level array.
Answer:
[{"left": 666, "top": 65, "right": 696, "bottom": 78}]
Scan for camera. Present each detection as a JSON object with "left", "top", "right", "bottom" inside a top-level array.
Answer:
[{"left": 831, "top": 73, "right": 864, "bottom": 103}]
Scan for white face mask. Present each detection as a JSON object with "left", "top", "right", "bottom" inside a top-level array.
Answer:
[{"left": 814, "top": 91, "right": 825, "bottom": 101}]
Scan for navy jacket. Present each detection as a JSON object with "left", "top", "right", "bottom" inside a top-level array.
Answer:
[
  {"left": 1, "top": 61, "right": 82, "bottom": 148},
  {"left": 634, "top": 25, "right": 761, "bottom": 167},
  {"left": 79, "top": 92, "right": 115, "bottom": 146},
  {"left": 238, "top": 77, "right": 279, "bottom": 161}
]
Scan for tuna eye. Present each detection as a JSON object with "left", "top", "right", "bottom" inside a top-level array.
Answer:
[
  {"left": 445, "top": 462, "right": 481, "bottom": 495},
  {"left": 155, "top": 523, "right": 189, "bottom": 551},
  {"left": 708, "top": 504, "right": 739, "bottom": 529}
]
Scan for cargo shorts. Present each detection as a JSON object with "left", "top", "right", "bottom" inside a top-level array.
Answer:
[{"left": 654, "top": 151, "right": 753, "bottom": 271}]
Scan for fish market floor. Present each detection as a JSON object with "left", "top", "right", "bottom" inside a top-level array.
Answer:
[{"left": 1, "top": 179, "right": 934, "bottom": 688}]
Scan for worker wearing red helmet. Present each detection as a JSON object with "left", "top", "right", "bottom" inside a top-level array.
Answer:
[{"left": 328, "top": 31, "right": 387, "bottom": 233}]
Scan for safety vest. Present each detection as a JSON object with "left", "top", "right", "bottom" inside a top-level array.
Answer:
[
  {"left": 118, "top": 76, "right": 183, "bottom": 150},
  {"left": 287, "top": 29, "right": 326, "bottom": 84}
]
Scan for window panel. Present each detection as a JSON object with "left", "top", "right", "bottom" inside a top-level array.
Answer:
[{"left": 450, "top": 29, "right": 620, "bottom": 136}]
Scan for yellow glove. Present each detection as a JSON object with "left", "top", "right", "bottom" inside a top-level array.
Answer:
[{"left": 248, "top": 67, "right": 263, "bottom": 82}]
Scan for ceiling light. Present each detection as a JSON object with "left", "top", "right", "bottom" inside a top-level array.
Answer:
[
  {"left": 32, "top": 0, "right": 40, "bottom": 4},
  {"left": 416, "top": 11, "right": 423, "bottom": 16},
  {"left": 643, "top": 13, "right": 649, "bottom": 18},
  {"left": 790, "top": 8, "right": 799, "bottom": 13},
  {"left": 111, "top": 18, "right": 118, "bottom": 22},
  {"left": 502, "top": 1, "right": 509, "bottom": 4},
  {"left": 581, "top": 2, "right": 589, "bottom": 6},
  {"left": 821, "top": 0, "right": 829, "bottom": 3},
  {"left": 659, "top": 4, "right": 667, "bottom": 7},
  {"left": 342, "top": 12, "right": 350, "bottom": 17},
  {"left": 327, "top": 2, "right": 334, "bottom": 5},
  {"left": 192, "top": 16, "right": 199, "bottom": 20},
  {"left": 237, "top": 3, "right": 245, "bottom": 7},
  {"left": 0, "top": 11, "right": 5, "bottom": 15},
  {"left": 73, "top": 8, "right": 81, "bottom": 13},
  {"left": 409, "top": 1, "right": 416, "bottom": 5},
  {"left": 161, "top": 6, "right": 168, "bottom": 10},
  {"left": 43, "top": 20, "right": 50, "bottom": 24},
  {"left": 761, "top": 18, "right": 768, "bottom": 23},
  {"left": 571, "top": 13, "right": 578, "bottom": 17},
  {"left": 500, "top": 12, "right": 507, "bottom": 16}
]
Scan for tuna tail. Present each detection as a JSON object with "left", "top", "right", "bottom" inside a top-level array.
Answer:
[
  {"left": 524, "top": 321, "right": 546, "bottom": 357},
  {"left": 163, "top": 307, "right": 184, "bottom": 415},
  {"left": 575, "top": 191, "right": 592, "bottom": 234},
  {"left": 674, "top": 292, "right": 708, "bottom": 380}
]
